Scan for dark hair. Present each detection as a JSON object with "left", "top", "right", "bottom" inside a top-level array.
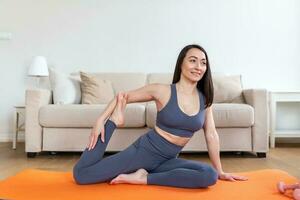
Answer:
[{"left": 172, "top": 44, "right": 214, "bottom": 109}]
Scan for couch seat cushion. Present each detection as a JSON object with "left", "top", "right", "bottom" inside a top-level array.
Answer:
[
  {"left": 146, "top": 103, "right": 254, "bottom": 128},
  {"left": 39, "top": 103, "right": 146, "bottom": 128},
  {"left": 211, "top": 103, "right": 254, "bottom": 127}
]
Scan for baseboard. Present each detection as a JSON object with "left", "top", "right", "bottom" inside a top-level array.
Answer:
[
  {"left": 0, "top": 133, "right": 25, "bottom": 142},
  {"left": 276, "top": 138, "right": 300, "bottom": 143}
]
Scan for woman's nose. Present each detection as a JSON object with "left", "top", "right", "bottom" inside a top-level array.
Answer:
[
  {"left": 195, "top": 63, "right": 202, "bottom": 70},
  {"left": 195, "top": 64, "right": 205, "bottom": 73}
]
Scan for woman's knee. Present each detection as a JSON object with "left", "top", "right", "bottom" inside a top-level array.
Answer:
[
  {"left": 192, "top": 165, "right": 218, "bottom": 188},
  {"left": 203, "top": 165, "right": 218, "bottom": 187},
  {"left": 73, "top": 165, "right": 86, "bottom": 185}
]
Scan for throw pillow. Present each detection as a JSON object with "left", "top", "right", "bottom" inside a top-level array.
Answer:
[
  {"left": 48, "top": 68, "right": 81, "bottom": 104},
  {"left": 80, "top": 71, "right": 115, "bottom": 104},
  {"left": 212, "top": 74, "right": 245, "bottom": 103}
]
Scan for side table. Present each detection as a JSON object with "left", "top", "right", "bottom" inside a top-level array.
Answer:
[
  {"left": 270, "top": 92, "right": 300, "bottom": 148},
  {"left": 13, "top": 105, "right": 26, "bottom": 149}
]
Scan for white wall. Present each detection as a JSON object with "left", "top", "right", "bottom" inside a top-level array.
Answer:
[{"left": 0, "top": 0, "right": 300, "bottom": 142}]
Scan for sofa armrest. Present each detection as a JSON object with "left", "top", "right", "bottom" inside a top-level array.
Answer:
[
  {"left": 243, "top": 89, "right": 269, "bottom": 153},
  {"left": 25, "top": 89, "right": 52, "bottom": 153}
]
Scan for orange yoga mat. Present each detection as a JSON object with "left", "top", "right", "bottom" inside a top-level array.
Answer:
[{"left": 0, "top": 168, "right": 297, "bottom": 200}]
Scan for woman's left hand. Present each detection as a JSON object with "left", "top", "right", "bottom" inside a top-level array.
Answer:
[{"left": 218, "top": 172, "right": 248, "bottom": 181}]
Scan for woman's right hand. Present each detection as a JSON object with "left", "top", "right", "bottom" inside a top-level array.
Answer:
[{"left": 87, "top": 119, "right": 105, "bottom": 150}]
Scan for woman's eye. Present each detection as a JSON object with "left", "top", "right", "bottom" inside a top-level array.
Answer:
[
  {"left": 190, "top": 59, "right": 196, "bottom": 63},
  {"left": 202, "top": 62, "right": 206, "bottom": 65}
]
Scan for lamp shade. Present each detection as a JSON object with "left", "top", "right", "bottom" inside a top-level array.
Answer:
[{"left": 28, "top": 56, "right": 49, "bottom": 77}]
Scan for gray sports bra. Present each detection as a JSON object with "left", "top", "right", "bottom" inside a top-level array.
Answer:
[{"left": 156, "top": 83, "right": 206, "bottom": 138}]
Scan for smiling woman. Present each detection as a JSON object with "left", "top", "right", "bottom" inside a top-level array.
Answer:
[
  {"left": 172, "top": 44, "right": 214, "bottom": 109},
  {"left": 72, "top": 44, "right": 248, "bottom": 189}
]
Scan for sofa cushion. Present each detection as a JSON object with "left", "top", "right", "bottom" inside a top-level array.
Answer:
[
  {"left": 213, "top": 74, "right": 245, "bottom": 103},
  {"left": 146, "top": 102, "right": 254, "bottom": 128},
  {"left": 211, "top": 103, "right": 254, "bottom": 127},
  {"left": 48, "top": 68, "right": 81, "bottom": 104},
  {"left": 80, "top": 71, "right": 115, "bottom": 104},
  {"left": 147, "top": 73, "right": 173, "bottom": 84},
  {"left": 39, "top": 104, "right": 146, "bottom": 128}
]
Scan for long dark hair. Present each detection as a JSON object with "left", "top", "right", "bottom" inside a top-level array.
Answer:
[{"left": 172, "top": 44, "right": 214, "bottom": 109}]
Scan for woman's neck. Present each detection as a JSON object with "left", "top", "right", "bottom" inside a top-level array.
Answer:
[{"left": 176, "top": 79, "right": 197, "bottom": 95}]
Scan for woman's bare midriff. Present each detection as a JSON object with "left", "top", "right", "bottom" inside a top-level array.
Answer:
[{"left": 154, "top": 125, "right": 190, "bottom": 147}]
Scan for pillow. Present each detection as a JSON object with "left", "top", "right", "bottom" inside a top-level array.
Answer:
[
  {"left": 80, "top": 71, "right": 115, "bottom": 104},
  {"left": 212, "top": 74, "right": 245, "bottom": 103},
  {"left": 48, "top": 68, "right": 81, "bottom": 104}
]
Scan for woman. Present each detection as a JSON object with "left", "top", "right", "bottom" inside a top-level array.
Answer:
[{"left": 73, "top": 44, "right": 248, "bottom": 188}]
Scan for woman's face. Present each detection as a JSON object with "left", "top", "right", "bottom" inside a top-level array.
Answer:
[{"left": 181, "top": 48, "right": 207, "bottom": 83}]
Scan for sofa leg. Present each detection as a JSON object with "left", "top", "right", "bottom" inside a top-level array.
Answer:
[
  {"left": 49, "top": 151, "right": 57, "bottom": 155},
  {"left": 27, "top": 152, "right": 37, "bottom": 158},
  {"left": 257, "top": 152, "right": 266, "bottom": 158},
  {"left": 235, "top": 151, "right": 245, "bottom": 156}
]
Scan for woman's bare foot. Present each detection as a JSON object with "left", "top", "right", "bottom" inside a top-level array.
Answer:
[
  {"left": 110, "top": 93, "right": 127, "bottom": 127},
  {"left": 109, "top": 168, "right": 148, "bottom": 185}
]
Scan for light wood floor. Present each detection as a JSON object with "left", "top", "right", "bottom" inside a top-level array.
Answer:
[{"left": 0, "top": 142, "right": 299, "bottom": 180}]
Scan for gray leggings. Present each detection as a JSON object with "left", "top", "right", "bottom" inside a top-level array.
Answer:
[{"left": 73, "top": 119, "right": 218, "bottom": 188}]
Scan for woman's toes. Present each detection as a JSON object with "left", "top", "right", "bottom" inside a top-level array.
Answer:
[
  {"left": 110, "top": 175, "right": 124, "bottom": 184},
  {"left": 110, "top": 177, "right": 118, "bottom": 184},
  {"left": 124, "top": 93, "right": 128, "bottom": 101},
  {"left": 121, "top": 96, "right": 127, "bottom": 109},
  {"left": 117, "top": 93, "right": 122, "bottom": 104}
]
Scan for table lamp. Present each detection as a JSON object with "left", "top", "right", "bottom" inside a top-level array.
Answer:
[{"left": 28, "top": 56, "right": 49, "bottom": 88}]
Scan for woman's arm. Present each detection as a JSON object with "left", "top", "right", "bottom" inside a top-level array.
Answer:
[
  {"left": 124, "top": 83, "right": 160, "bottom": 104},
  {"left": 97, "top": 96, "right": 118, "bottom": 123},
  {"left": 96, "top": 83, "right": 161, "bottom": 122},
  {"left": 203, "top": 106, "right": 248, "bottom": 181},
  {"left": 203, "top": 106, "right": 223, "bottom": 174}
]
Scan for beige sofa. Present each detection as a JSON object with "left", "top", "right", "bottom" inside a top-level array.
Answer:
[{"left": 25, "top": 73, "right": 269, "bottom": 158}]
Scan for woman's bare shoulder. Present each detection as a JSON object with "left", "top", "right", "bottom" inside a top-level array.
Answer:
[{"left": 148, "top": 83, "right": 171, "bottom": 99}]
